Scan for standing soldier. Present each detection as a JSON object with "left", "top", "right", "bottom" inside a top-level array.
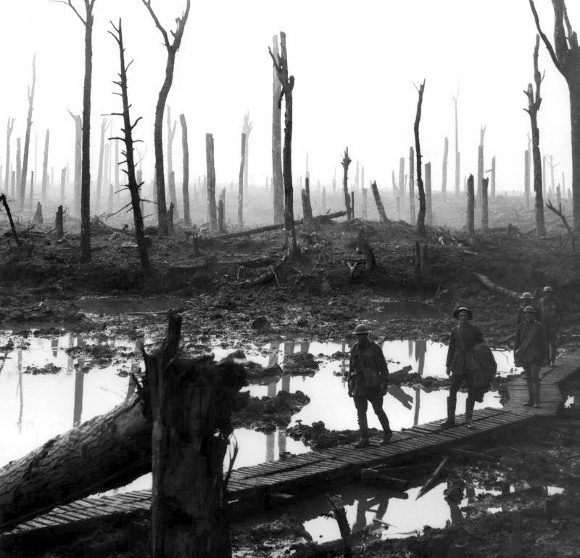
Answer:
[
  {"left": 517, "top": 292, "right": 536, "bottom": 325},
  {"left": 538, "top": 286, "right": 564, "bottom": 365},
  {"left": 348, "top": 324, "right": 392, "bottom": 448},
  {"left": 443, "top": 307, "right": 484, "bottom": 428},
  {"left": 514, "top": 306, "right": 549, "bottom": 407}
]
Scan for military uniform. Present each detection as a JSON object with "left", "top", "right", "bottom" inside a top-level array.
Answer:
[{"left": 515, "top": 316, "right": 549, "bottom": 406}]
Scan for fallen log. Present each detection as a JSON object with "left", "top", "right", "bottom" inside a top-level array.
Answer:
[
  {"left": 215, "top": 210, "right": 347, "bottom": 240},
  {"left": 473, "top": 273, "right": 520, "bottom": 300}
]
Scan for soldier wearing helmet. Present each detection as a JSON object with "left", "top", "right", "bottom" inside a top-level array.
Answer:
[
  {"left": 443, "top": 307, "right": 484, "bottom": 428},
  {"left": 348, "top": 324, "right": 392, "bottom": 448},
  {"left": 514, "top": 305, "right": 549, "bottom": 407},
  {"left": 537, "top": 286, "right": 564, "bottom": 365},
  {"left": 517, "top": 292, "right": 537, "bottom": 326}
]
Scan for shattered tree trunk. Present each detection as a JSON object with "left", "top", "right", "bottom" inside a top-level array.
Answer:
[
  {"left": 166, "top": 107, "right": 177, "bottom": 217},
  {"left": 414, "top": 80, "right": 427, "bottom": 236},
  {"left": 206, "top": 133, "right": 217, "bottom": 231},
  {"left": 69, "top": 112, "right": 82, "bottom": 217},
  {"left": 525, "top": 149, "right": 531, "bottom": 209},
  {"left": 271, "top": 35, "right": 284, "bottom": 225},
  {"left": 148, "top": 313, "right": 246, "bottom": 558},
  {"left": 482, "top": 177, "right": 489, "bottom": 232},
  {"left": 425, "top": 161, "right": 432, "bottom": 226},
  {"left": 111, "top": 20, "right": 151, "bottom": 272},
  {"left": 0, "top": 195, "right": 19, "bottom": 246},
  {"left": 56, "top": 205, "right": 64, "bottom": 239},
  {"left": 3, "top": 118, "right": 14, "bottom": 200},
  {"left": 409, "top": 146, "right": 416, "bottom": 226},
  {"left": 342, "top": 147, "right": 352, "bottom": 220},
  {"left": 239, "top": 132, "right": 246, "bottom": 229},
  {"left": 242, "top": 112, "right": 252, "bottom": 198},
  {"left": 41, "top": 130, "right": 49, "bottom": 201},
  {"left": 370, "top": 181, "right": 389, "bottom": 224},
  {"left": 95, "top": 118, "right": 107, "bottom": 215},
  {"left": 180, "top": 114, "right": 191, "bottom": 226},
  {"left": 59, "top": 168, "right": 66, "bottom": 205},
  {"left": 467, "top": 174, "right": 475, "bottom": 239},
  {"left": 301, "top": 176, "right": 314, "bottom": 233},
  {"left": 20, "top": 55, "right": 36, "bottom": 210}
]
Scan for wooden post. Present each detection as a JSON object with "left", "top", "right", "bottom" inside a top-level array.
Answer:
[
  {"left": 425, "top": 161, "right": 432, "bottom": 226},
  {"left": 467, "top": 174, "right": 475, "bottom": 238},
  {"left": 409, "top": 146, "right": 416, "bottom": 226},
  {"left": 41, "top": 130, "right": 50, "bottom": 201},
  {"left": 206, "top": 133, "right": 217, "bottom": 231},
  {"left": 238, "top": 132, "right": 246, "bottom": 229},
  {"left": 524, "top": 149, "right": 531, "bottom": 209},
  {"left": 341, "top": 147, "right": 352, "bottom": 219},
  {"left": 371, "top": 181, "right": 389, "bottom": 223},
  {"left": 20, "top": 55, "right": 36, "bottom": 210},
  {"left": 441, "top": 136, "right": 448, "bottom": 199},
  {"left": 482, "top": 177, "right": 489, "bottom": 232},
  {"left": 179, "top": 114, "right": 191, "bottom": 226}
]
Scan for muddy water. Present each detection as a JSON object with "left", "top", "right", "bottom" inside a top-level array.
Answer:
[{"left": 0, "top": 331, "right": 515, "bottom": 536}]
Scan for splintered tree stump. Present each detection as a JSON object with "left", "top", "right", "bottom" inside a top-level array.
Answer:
[
  {"left": 147, "top": 312, "right": 247, "bottom": 558},
  {"left": 370, "top": 181, "right": 389, "bottom": 224},
  {"left": 55, "top": 205, "right": 64, "bottom": 239}
]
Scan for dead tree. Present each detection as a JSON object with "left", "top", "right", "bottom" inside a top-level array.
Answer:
[
  {"left": 109, "top": 20, "right": 151, "bottom": 272},
  {"left": 341, "top": 147, "right": 353, "bottom": 220},
  {"left": 398, "top": 157, "right": 405, "bottom": 196},
  {"left": 529, "top": 0, "right": 580, "bottom": 232},
  {"left": 206, "top": 133, "right": 217, "bottom": 231},
  {"left": 482, "top": 177, "right": 489, "bottom": 232},
  {"left": 524, "top": 34, "right": 547, "bottom": 237},
  {"left": 414, "top": 79, "right": 427, "bottom": 236},
  {"left": 56, "top": 205, "right": 64, "bottom": 239},
  {"left": 0, "top": 194, "right": 19, "bottom": 246},
  {"left": 271, "top": 35, "right": 284, "bottom": 225},
  {"left": 441, "top": 136, "right": 449, "bottom": 198},
  {"left": 16, "top": 139, "right": 22, "bottom": 197},
  {"left": 452, "top": 91, "right": 461, "bottom": 196},
  {"left": 425, "top": 161, "right": 432, "bottom": 226},
  {"left": 546, "top": 199, "right": 576, "bottom": 249},
  {"left": 370, "top": 181, "right": 389, "bottom": 224},
  {"left": 95, "top": 118, "right": 107, "bottom": 215},
  {"left": 20, "top": 54, "right": 36, "bottom": 209},
  {"left": 41, "top": 129, "right": 50, "bottom": 201},
  {"left": 467, "top": 174, "right": 475, "bottom": 238},
  {"left": 218, "top": 189, "right": 226, "bottom": 233},
  {"left": 242, "top": 111, "right": 252, "bottom": 197},
  {"left": 59, "top": 168, "right": 66, "bottom": 205},
  {"left": 57, "top": 0, "right": 98, "bottom": 261},
  {"left": 179, "top": 114, "right": 191, "bottom": 226},
  {"left": 68, "top": 111, "right": 82, "bottom": 213},
  {"left": 525, "top": 149, "right": 531, "bottom": 209},
  {"left": 166, "top": 106, "right": 177, "bottom": 216},
  {"left": 141, "top": 0, "right": 191, "bottom": 236},
  {"left": 477, "top": 126, "right": 486, "bottom": 203},
  {"left": 409, "top": 146, "right": 416, "bottom": 225},
  {"left": 269, "top": 31, "right": 298, "bottom": 258},
  {"left": 238, "top": 132, "right": 246, "bottom": 228},
  {"left": 302, "top": 176, "right": 314, "bottom": 232},
  {"left": 4, "top": 118, "right": 14, "bottom": 199},
  {"left": 491, "top": 156, "right": 496, "bottom": 198}
]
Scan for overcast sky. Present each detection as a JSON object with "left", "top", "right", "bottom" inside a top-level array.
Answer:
[{"left": 0, "top": 0, "right": 575, "bottom": 195}]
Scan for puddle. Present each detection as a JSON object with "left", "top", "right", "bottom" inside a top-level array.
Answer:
[{"left": 0, "top": 332, "right": 514, "bottom": 496}]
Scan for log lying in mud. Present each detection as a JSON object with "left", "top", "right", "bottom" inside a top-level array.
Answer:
[
  {"left": 0, "top": 313, "right": 247, "bottom": 535},
  {"left": 473, "top": 273, "right": 520, "bottom": 299},
  {"left": 216, "top": 210, "right": 347, "bottom": 239}
]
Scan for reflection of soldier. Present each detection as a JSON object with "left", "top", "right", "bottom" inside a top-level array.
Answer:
[
  {"left": 353, "top": 495, "right": 388, "bottom": 532},
  {"left": 415, "top": 340, "right": 426, "bottom": 377},
  {"left": 444, "top": 480, "right": 464, "bottom": 525},
  {"left": 387, "top": 384, "right": 413, "bottom": 410}
]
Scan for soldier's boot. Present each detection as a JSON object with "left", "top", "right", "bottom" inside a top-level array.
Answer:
[
  {"left": 533, "top": 381, "right": 541, "bottom": 408},
  {"left": 465, "top": 398, "right": 475, "bottom": 428},
  {"left": 378, "top": 411, "right": 393, "bottom": 446},
  {"left": 442, "top": 396, "right": 456, "bottom": 428},
  {"left": 523, "top": 381, "right": 534, "bottom": 407},
  {"left": 355, "top": 413, "right": 369, "bottom": 448}
]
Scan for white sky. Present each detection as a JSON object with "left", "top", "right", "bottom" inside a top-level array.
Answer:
[{"left": 0, "top": 0, "right": 575, "bottom": 193}]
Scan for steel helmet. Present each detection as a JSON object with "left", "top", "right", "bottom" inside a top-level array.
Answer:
[
  {"left": 520, "top": 292, "right": 533, "bottom": 300},
  {"left": 523, "top": 305, "right": 537, "bottom": 313},
  {"left": 543, "top": 286, "right": 554, "bottom": 293},
  {"left": 353, "top": 324, "right": 371, "bottom": 335}
]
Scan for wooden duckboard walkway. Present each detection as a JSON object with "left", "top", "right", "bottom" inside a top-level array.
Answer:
[{"left": 3, "top": 353, "right": 579, "bottom": 539}]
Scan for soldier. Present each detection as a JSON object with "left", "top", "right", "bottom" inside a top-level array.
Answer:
[
  {"left": 443, "top": 307, "right": 484, "bottom": 428},
  {"left": 516, "top": 292, "right": 536, "bottom": 326},
  {"left": 348, "top": 324, "right": 392, "bottom": 448},
  {"left": 537, "top": 286, "right": 564, "bottom": 365},
  {"left": 514, "top": 306, "right": 549, "bottom": 407}
]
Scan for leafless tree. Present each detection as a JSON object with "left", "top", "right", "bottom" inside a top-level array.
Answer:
[
  {"left": 20, "top": 54, "right": 36, "bottom": 209},
  {"left": 414, "top": 79, "right": 427, "bottom": 237},
  {"left": 140, "top": 0, "right": 191, "bottom": 236}
]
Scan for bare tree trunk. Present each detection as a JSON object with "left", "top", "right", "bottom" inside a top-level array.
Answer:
[
  {"left": 341, "top": 147, "right": 352, "bottom": 220},
  {"left": 302, "top": 176, "right": 314, "bottom": 232},
  {"left": 4, "top": 119, "right": 14, "bottom": 202},
  {"left": 452, "top": 91, "right": 460, "bottom": 196},
  {"left": 141, "top": 0, "right": 191, "bottom": 236},
  {"left": 441, "top": 136, "right": 448, "bottom": 199},
  {"left": 20, "top": 55, "right": 36, "bottom": 210},
  {"left": 269, "top": 32, "right": 298, "bottom": 258},
  {"left": 467, "top": 174, "right": 475, "bottom": 239},
  {"left": 525, "top": 149, "right": 531, "bottom": 209},
  {"left": 56, "top": 205, "right": 64, "bottom": 239},
  {"left": 414, "top": 80, "right": 427, "bottom": 237},
  {"left": 271, "top": 36, "right": 284, "bottom": 225},
  {"left": 180, "top": 114, "right": 191, "bottom": 226},
  {"left": 238, "top": 132, "right": 246, "bottom": 229},
  {"left": 398, "top": 157, "right": 405, "bottom": 196},
  {"left": 371, "top": 181, "right": 389, "bottom": 224},
  {"left": 60, "top": 167, "right": 66, "bottom": 205},
  {"left": 218, "top": 189, "right": 226, "bottom": 234},
  {"left": 110, "top": 20, "right": 151, "bottom": 272},
  {"left": 166, "top": 106, "right": 177, "bottom": 217},
  {"left": 409, "top": 146, "right": 416, "bottom": 226},
  {"left": 41, "top": 129, "right": 49, "bottom": 202},
  {"left": 95, "top": 118, "right": 106, "bottom": 215},
  {"left": 425, "top": 161, "right": 432, "bottom": 226},
  {"left": 477, "top": 127, "right": 486, "bottom": 203},
  {"left": 243, "top": 112, "right": 252, "bottom": 198},
  {"left": 491, "top": 156, "right": 496, "bottom": 198},
  {"left": 205, "top": 133, "right": 217, "bottom": 231},
  {"left": 482, "top": 177, "right": 489, "bottom": 232},
  {"left": 16, "top": 138, "right": 22, "bottom": 202},
  {"left": 0, "top": 195, "right": 19, "bottom": 246}
]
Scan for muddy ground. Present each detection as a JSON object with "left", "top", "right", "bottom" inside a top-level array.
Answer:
[{"left": 1, "top": 195, "right": 580, "bottom": 557}]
